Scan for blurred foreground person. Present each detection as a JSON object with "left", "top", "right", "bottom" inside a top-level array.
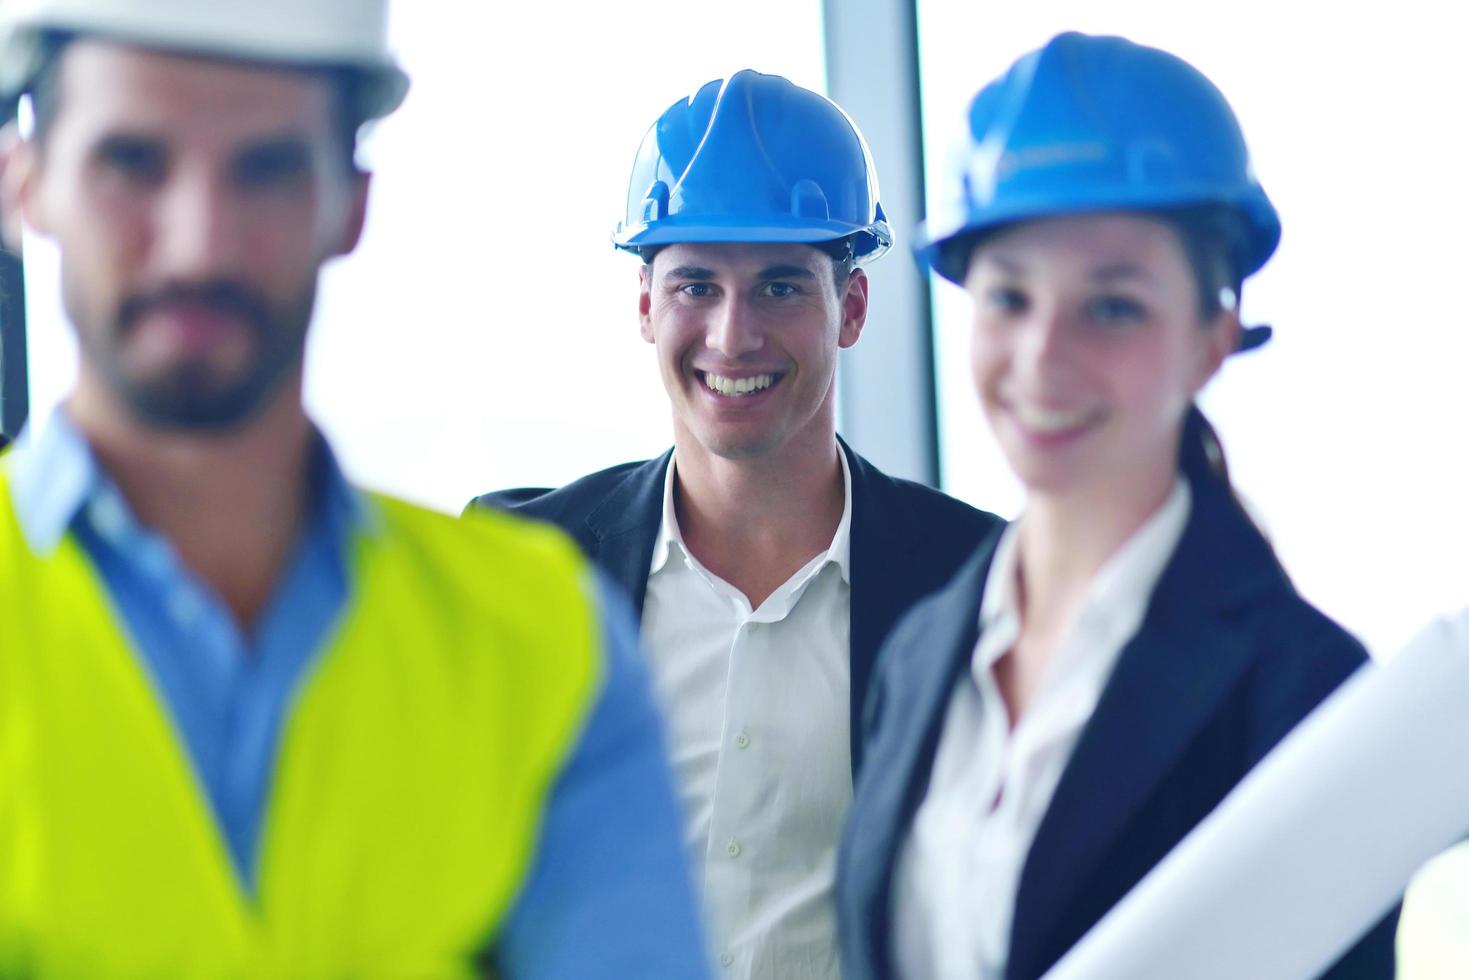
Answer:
[
  {"left": 472, "top": 71, "right": 1001, "bottom": 978},
  {"left": 0, "top": 0, "right": 705, "bottom": 976},
  {"left": 837, "top": 32, "right": 1397, "bottom": 980}
]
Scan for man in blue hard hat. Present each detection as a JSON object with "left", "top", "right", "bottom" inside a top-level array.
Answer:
[{"left": 471, "top": 70, "right": 1003, "bottom": 979}]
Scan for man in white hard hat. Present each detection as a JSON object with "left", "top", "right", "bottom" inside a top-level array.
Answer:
[{"left": 0, "top": 2, "right": 707, "bottom": 976}]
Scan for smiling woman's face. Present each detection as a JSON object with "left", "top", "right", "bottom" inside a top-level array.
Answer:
[{"left": 964, "top": 212, "right": 1236, "bottom": 503}]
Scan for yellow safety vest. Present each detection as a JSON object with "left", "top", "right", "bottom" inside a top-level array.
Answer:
[{"left": 0, "top": 472, "right": 603, "bottom": 978}]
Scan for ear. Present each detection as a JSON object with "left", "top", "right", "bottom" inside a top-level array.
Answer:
[
  {"left": 638, "top": 262, "right": 655, "bottom": 344},
  {"left": 837, "top": 266, "right": 869, "bottom": 349},
  {"left": 0, "top": 123, "right": 43, "bottom": 251},
  {"left": 330, "top": 170, "right": 371, "bottom": 257},
  {"left": 1194, "top": 307, "right": 1240, "bottom": 392}
]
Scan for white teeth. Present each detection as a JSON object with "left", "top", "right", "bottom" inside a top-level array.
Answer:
[
  {"left": 1013, "top": 403, "right": 1092, "bottom": 432},
  {"left": 703, "top": 372, "right": 775, "bottom": 397}
]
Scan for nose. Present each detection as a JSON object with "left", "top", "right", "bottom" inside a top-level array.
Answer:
[
  {"left": 152, "top": 167, "right": 245, "bottom": 281},
  {"left": 1011, "top": 304, "right": 1071, "bottom": 380},
  {"left": 705, "top": 291, "right": 764, "bottom": 359}
]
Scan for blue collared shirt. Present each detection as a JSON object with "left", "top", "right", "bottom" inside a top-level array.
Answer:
[{"left": 5, "top": 413, "right": 708, "bottom": 978}]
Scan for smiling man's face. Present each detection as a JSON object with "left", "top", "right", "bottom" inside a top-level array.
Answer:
[{"left": 639, "top": 241, "right": 867, "bottom": 464}]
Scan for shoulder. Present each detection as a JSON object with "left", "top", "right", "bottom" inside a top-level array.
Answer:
[
  {"left": 369, "top": 492, "right": 597, "bottom": 626},
  {"left": 465, "top": 457, "right": 664, "bottom": 523},
  {"left": 885, "top": 470, "right": 1002, "bottom": 533},
  {"left": 844, "top": 445, "right": 1004, "bottom": 540},
  {"left": 1243, "top": 590, "right": 1369, "bottom": 687},
  {"left": 1162, "top": 479, "right": 1369, "bottom": 714},
  {"left": 1202, "top": 574, "right": 1371, "bottom": 763}
]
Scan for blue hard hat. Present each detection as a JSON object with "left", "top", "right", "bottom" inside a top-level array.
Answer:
[
  {"left": 919, "top": 32, "right": 1281, "bottom": 290},
  {"left": 614, "top": 69, "right": 893, "bottom": 261}
]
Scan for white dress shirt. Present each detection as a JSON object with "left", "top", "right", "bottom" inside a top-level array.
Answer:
[
  {"left": 892, "top": 480, "right": 1191, "bottom": 980},
  {"left": 641, "top": 449, "right": 854, "bottom": 979}
]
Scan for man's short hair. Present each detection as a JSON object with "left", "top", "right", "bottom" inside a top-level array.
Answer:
[{"left": 641, "top": 237, "right": 857, "bottom": 294}]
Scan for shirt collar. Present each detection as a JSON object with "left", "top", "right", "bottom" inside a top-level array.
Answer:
[
  {"left": 5, "top": 408, "right": 371, "bottom": 556},
  {"left": 649, "top": 443, "right": 854, "bottom": 585},
  {"left": 975, "top": 478, "right": 1192, "bottom": 673},
  {"left": 8, "top": 411, "right": 103, "bottom": 555}
]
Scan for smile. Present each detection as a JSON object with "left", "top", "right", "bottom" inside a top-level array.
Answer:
[
  {"left": 1007, "top": 401, "right": 1099, "bottom": 435},
  {"left": 699, "top": 371, "right": 780, "bottom": 397}
]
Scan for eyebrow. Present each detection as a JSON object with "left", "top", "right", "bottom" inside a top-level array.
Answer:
[
  {"left": 982, "top": 253, "right": 1026, "bottom": 276},
  {"left": 235, "top": 137, "right": 313, "bottom": 170},
  {"left": 1090, "top": 262, "right": 1155, "bottom": 284},
  {"left": 980, "top": 253, "right": 1156, "bottom": 285},
  {"left": 757, "top": 265, "right": 818, "bottom": 281},
  {"left": 664, "top": 265, "right": 716, "bottom": 280}
]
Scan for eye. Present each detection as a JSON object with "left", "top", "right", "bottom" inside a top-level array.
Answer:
[
  {"left": 1088, "top": 294, "right": 1147, "bottom": 325},
  {"left": 985, "top": 285, "right": 1029, "bottom": 315},
  {"left": 235, "top": 141, "right": 311, "bottom": 190},
  {"left": 677, "top": 282, "right": 717, "bottom": 298},
  {"left": 95, "top": 136, "right": 166, "bottom": 185},
  {"left": 761, "top": 281, "right": 800, "bottom": 299}
]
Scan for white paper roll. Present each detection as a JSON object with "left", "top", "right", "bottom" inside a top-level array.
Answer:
[{"left": 1042, "top": 612, "right": 1469, "bottom": 980}]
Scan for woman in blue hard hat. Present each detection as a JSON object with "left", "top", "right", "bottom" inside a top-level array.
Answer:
[{"left": 836, "top": 32, "right": 1399, "bottom": 980}]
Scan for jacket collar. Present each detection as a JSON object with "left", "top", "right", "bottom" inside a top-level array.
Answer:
[
  {"left": 580, "top": 449, "right": 672, "bottom": 619},
  {"left": 580, "top": 437, "right": 944, "bottom": 774},
  {"left": 648, "top": 444, "right": 855, "bottom": 585}
]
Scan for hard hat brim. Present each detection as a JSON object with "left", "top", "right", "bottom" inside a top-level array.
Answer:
[
  {"left": 917, "top": 190, "right": 1280, "bottom": 286},
  {"left": 615, "top": 216, "right": 892, "bottom": 261}
]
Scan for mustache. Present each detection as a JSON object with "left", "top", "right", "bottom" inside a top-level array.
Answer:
[{"left": 117, "top": 280, "right": 271, "bottom": 334}]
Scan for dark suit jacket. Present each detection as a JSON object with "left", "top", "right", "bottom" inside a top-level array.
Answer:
[
  {"left": 837, "top": 469, "right": 1399, "bottom": 979},
  {"left": 469, "top": 439, "right": 1003, "bottom": 773}
]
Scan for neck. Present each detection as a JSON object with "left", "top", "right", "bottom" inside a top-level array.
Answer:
[
  {"left": 992, "top": 462, "right": 1179, "bottom": 724},
  {"left": 670, "top": 422, "right": 845, "bottom": 609},
  {"left": 1015, "top": 462, "right": 1178, "bottom": 628},
  {"left": 68, "top": 370, "right": 315, "bottom": 631}
]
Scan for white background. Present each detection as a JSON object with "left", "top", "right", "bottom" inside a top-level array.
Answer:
[
  {"left": 20, "top": 1, "right": 1469, "bottom": 657},
  {"left": 22, "top": 1, "right": 827, "bottom": 510}
]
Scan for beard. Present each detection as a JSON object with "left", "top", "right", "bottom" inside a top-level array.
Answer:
[{"left": 72, "top": 276, "right": 317, "bottom": 433}]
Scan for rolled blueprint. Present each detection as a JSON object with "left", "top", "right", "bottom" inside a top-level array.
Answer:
[{"left": 1043, "top": 613, "right": 1469, "bottom": 980}]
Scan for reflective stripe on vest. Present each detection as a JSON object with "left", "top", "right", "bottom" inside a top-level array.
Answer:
[{"left": 0, "top": 473, "right": 603, "bottom": 978}]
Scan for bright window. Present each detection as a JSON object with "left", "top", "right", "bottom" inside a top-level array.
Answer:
[
  {"left": 21, "top": 2, "right": 827, "bottom": 513},
  {"left": 917, "top": 1, "right": 1469, "bottom": 655}
]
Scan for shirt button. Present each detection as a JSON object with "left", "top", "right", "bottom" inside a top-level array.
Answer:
[
  {"left": 746, "top": 621, "right": 761, "bottom": 633},
  {"left": 720, "top": 952, "right": 734, "bottom": 967},
  {"left": 725, "top": 839, "right": 741, "bottom": 858},
  {"left": 734, "top": 732, "right": 750, "bottom": 749},
  {"left": 87, "top": 492, "right": 129, "bottom": 542},
  {"left": 169, "top": 590, "right": 202, "bottom": 627}
]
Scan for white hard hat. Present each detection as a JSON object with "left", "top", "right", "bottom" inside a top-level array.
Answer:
[{"left": 0, "top": 0, "right": 409, "bottom": 119}]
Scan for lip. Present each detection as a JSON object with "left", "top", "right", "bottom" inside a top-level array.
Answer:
[
  {"left": 998, "top": 399, "right": 1100, "bottom": 447},
  {"left": 134, "top": 305, "right": 251, "bottom": 355}
]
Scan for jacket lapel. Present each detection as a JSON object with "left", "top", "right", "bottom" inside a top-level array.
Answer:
[
  {"left": 1007, "top": 478, "right": 1291, "bottom": 977},
  {"left": 843, "top": 439, "right": 927, "bottom": 770},
  {"left": 581, "top": 451, "right": 670, "bottom": 620}
]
